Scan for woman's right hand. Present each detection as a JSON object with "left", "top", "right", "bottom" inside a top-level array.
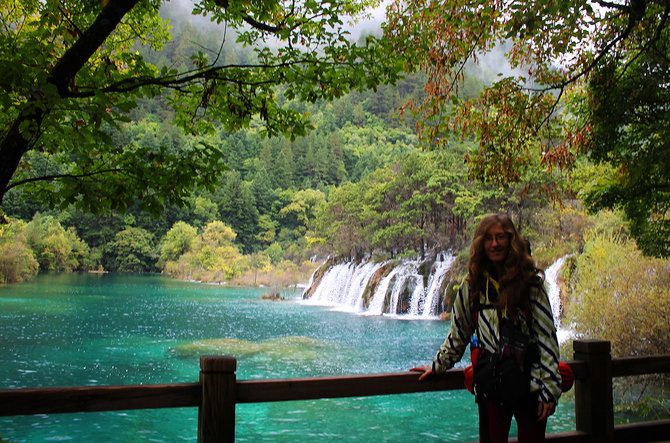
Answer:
[{"left": 409, "top": 364, "right": 434, "bottom": 381}]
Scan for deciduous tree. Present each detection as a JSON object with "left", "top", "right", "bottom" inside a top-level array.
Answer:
[
  {"left": 24, "top": 213, "right": 90, "bottom": 271},
  {"left": 566, "top": 227, "right": 670, "bottom": 358},
  {"left": 106, "top": 226, "right": 157, "bottom": 272},
  {"left": 580, "top": 40, "right": 670, "bottom": 257},
  {"left": 159, "top": 221, "right": 198, "bottom": 263},
  {"left": 385, "top": 0, "right": 670, "bottom": 255},
  {"left": 0, "top": 218, "right": 39, "bottom": 283},
  {"left": 0, "top": 0, "right": 402, "bottom": 215}
]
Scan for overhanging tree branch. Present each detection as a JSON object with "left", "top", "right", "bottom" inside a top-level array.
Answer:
[
  {"left": 48, "top": 0, "right": 142, "bottom": 95},
  {"left": 62, "top": 58, "right": 354, "bottom": 97},
  {"left": 5, "top": 168, "right": 126, "bottom": 193},
  {"left": 0, "top": 0, "right": 141, "bottom": 201},
  {"left": 1, "top": 0, "right": 403, "bottom": 213}
]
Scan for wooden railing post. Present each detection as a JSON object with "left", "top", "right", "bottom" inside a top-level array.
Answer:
[
  {"left": 198, "top": 356, "right": 237, "bottom": 443},
  {"left": 573, "top": 340, "right": 613, "bottom": 442}
]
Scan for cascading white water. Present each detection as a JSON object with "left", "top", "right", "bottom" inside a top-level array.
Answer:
[
  {"left": 304, "top": 262, "right": 349, "bottom": 305},
  {"left": 407, "top": 275, "right": 426, "bottom": 316},
  {"left": 387, "top": 262, "right": 417, "bottom": 315},
  {"left": 545, "top": 254, "right": 574, "bottom": 343},
  {"left": 304, "top": 253, "right": 455, "bottom": 318},
  {"left": 305, "top": 254, "right": 572, "bottom": 328},
  {"left": 419, "top": 255, "right": 457, "bottom": 318},
  {"left": 366, "top": 265, "right": 401, "bottom": 315},
  {"left": 304, "top": 261, "right": 387, "bottom": 312},
  {"left": 346, "top": 261, "right": 382, "bottom": 311}
]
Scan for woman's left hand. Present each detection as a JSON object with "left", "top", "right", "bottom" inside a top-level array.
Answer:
[
  {"left": 409, "top": 364, "right": 434, "bottom": 381},
  {"left": 537, "top": 402, "right": 555, "bottom": 421}
]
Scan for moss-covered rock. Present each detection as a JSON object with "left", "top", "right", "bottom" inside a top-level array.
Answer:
[
  {"left": 360, "top": 261, "right": 394, "bottom": 309},
  {"left": 301, "top": 257, "right": 335, "bottom": 299},
  {"left": 170, "top": 336, "right": 339, "bottom": 362}
]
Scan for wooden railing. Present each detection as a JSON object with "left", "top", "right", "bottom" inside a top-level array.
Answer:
[{"left": 1, "top": 340, "right": 669, "bottom": 442}]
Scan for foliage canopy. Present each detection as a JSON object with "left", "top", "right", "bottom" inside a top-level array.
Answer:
[
  {"left": 580, "top": 37, "right": 670, "bottom": 257},
  {"left": 0, "top": 0, "right": 402, "bottom": 215},
  {"left": 385, "top": 0, "right": 670, "bottom": 255}
]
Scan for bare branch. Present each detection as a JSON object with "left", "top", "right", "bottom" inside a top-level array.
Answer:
[
  {"left": 62, "top": 56, "right": 349, "bottom": 98},
  {"left": 594, "top": 0, "right": 630, "bottom": 11},
  {"left": 210, "top": 0, "right": 286, "bottom": 34}
]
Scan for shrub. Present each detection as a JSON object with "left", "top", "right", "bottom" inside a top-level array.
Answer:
[
  {"left": 0, "top": 219, "right": 39, "bottom": 283},
  {"left": 565, "top": 229, "right": 670, "bottom": 358},
  {"left": 106, "top": 227, "right": 158, "bottom": 272},
  {"left": 24, "top": 213, "right": 90, "bottom": 272}
]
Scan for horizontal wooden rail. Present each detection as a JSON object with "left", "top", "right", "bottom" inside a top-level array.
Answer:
[
  {"left": 0, "top": 356, "right": 665, "bottom": 415},
  {"left": 237, "top": 370, "right": 465, "bottom": 403},
  {"left": 610, "top": 354, "right": 670, "bottom": 443},
  {"left": 613, "top": 419, "right": 670, "bottom": 443},
  {"left": 0, "top": 383, "right": 200, "bottom": 416},
  {"left": 612, "top": 354, "right": 670, "bottom": 377},
  {"left": 0, "top": 371, "right": 465, "bottom": 416},
  {"left": 1, "top": 342, "right": 669, "bottom": 442},
  {"left": 542, "top": 430, "right": 589, "bottom": 442}
]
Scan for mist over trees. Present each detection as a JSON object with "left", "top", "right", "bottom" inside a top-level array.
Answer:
[
  {"left": 0, "top": 1, "right": 442, "bottom": 282},
  {"left": 2, "top": 0, "right": 669, "bottom": 278},
  {"left": 0, "top": 0, "right": 404, "bottom": 215}
]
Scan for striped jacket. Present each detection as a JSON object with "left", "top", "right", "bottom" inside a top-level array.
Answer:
[{"left": 432, "top": 275, "right": 562, "bottom": 404}]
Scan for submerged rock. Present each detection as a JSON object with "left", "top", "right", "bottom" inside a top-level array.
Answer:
[
  {"left": 261, "top": 287, "right": 284, "bottom": 301},
  {"left": 170, "top": 336, "right": 340, "bottom": 362}
]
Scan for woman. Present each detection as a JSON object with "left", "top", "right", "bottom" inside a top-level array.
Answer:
[{"left": 411, "top": 213, "right": 561, "bottom": 442}]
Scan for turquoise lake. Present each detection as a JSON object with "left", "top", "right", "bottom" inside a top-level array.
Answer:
[{"left": 0, "top": 273, "right": 576, "bottom": 442}]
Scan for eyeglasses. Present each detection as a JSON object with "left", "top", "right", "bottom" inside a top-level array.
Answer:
[{"left": 483, "top": 234, "right": 510, "bottom": 244}]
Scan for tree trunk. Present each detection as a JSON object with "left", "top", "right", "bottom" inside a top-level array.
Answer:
[
  {"left": 0, "top": 107, "right": 46, "bottom": 205},
  {"left": 0, "top": 0, "right": 142, "bottom": 205}
]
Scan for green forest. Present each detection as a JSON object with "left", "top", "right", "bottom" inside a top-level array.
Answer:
[
  {"left": 0, "top": 31, "right": 427, "bottom": 284},
  {"left": 1, "top": 3, "right": 482, "bottom": 285}
]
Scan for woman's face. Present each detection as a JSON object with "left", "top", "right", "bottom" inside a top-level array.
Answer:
[{"left": 483, "top": 222, "right": 510, "bottom": 264}]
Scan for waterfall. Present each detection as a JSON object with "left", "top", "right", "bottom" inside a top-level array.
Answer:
[
  {"left": 545, "top": 255, "right": 574, "bottom": 344},
  {"left": 407, "top": 274, "right": 426, "bottom": 316},
  {"left": 303, "top": 261, "right": 387, "bottom": 312},
  {"left": 304, "top": 254, "right": 455, "bottom": 318},
  {"left": 419, "top": 255, "right": 457, "bottom": 318},
  {"left": 304, "top": 254, "right": 575, "bottom": 333},
  {"left": 386, "top": 262, "right": 418, "bottom": 315},
  {"left": 366, "top": 264, "right": 402, "bottom": 315}
]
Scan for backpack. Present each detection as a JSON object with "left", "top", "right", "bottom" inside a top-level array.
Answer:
[
  {"left": 470, "top": 276, "right": 538, "bottom": 408},
  {"left": 462, "top": 276, "right": 575, "bottom": 398}
]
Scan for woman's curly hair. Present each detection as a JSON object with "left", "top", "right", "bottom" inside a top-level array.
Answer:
[{"left": 467, "top": 213, "right": 543, "bottom": 315}]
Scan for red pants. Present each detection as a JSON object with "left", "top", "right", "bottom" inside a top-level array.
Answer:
[{"left": 478, "top": 394, "right": 547, "bottom": 443}]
